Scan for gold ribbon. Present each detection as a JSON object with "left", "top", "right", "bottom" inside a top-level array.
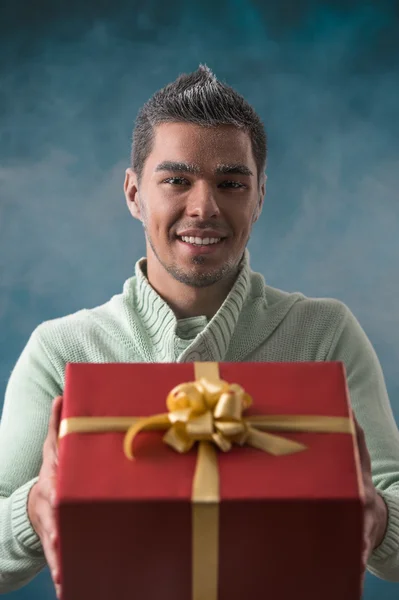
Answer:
[{"left": 59, "top": 362, "right": 353, "bottom": 600}]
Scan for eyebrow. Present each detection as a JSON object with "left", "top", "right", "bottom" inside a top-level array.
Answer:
[
  {"left": 154, "top": 161, "right": 254, "bottom": 177},
  {"left": 215, "top": 163, "right": 253, "bottom": 177},
  {"left": 155, "top": 161, "right": 200, "bottom": 174}
]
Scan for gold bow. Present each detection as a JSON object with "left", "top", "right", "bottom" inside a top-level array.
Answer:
[{"left": 123, "top": 363, "right": 311, "bottom": 460}]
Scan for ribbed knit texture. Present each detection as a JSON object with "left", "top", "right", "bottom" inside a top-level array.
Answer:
[{"left": 1, "top": 250, "right": 399, "bottom": 591}]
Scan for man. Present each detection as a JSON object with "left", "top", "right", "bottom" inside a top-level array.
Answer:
[{"left": 1, "top": 65, "right": 399, "bottom": 598}]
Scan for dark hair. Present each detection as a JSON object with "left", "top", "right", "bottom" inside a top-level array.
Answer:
[{"left": 131, "top": 64, "right": 267, "bottom": 183}]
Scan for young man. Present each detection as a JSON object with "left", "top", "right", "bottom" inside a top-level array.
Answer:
[{"left": 1, "top": 66, "right": 399, "bottom": 598}]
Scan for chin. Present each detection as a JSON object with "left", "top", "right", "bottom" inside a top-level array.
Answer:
[{"left": 168, "top": 260, "right": 236, "bottom": 288}]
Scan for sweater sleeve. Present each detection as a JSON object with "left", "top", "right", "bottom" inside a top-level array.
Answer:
[
  {"left": 0, "top": 325, "right": 63, "bottom": 592},
  {"left": 327, "top": 303, "right": 399, "bottom": 582}
]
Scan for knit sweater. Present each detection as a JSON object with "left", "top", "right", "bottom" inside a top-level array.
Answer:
[{"left": 1, "top": 252, "right": 399, "bottom": 593}]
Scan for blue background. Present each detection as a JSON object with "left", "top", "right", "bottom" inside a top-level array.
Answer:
[{"left": 1, "top": 0, "right": 398, "bottom": 597}]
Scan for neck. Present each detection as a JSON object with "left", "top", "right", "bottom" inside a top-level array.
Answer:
[{"left": 145, "top": 256, "right": 238, "bottom": 320}]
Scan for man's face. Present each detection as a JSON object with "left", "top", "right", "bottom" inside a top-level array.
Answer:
[{"left": 125, "top": 122, "right": 265, "bottom": 287}]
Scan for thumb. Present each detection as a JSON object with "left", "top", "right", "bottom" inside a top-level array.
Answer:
[
  {"left": 48, "top": 396, "right": 63, "bottom": 456},
  {"left": 352, "top": 413, "right": 371, "bottom": 472}
]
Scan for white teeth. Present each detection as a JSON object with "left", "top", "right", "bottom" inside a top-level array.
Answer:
[{"left": 180, "top": 236, "right": 221, "bottom": 245}]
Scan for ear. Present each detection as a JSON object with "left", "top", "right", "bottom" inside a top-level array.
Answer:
[
  {"left": 253, "top": 173, "right": 267, "bottom": 223},
  {"left": 124, "top": 168, "right": 142, "bottom": 221}
]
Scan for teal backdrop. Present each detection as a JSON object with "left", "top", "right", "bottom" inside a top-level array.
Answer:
[{"left": 1, "top": 1, "right": 398, "bottom": 598}]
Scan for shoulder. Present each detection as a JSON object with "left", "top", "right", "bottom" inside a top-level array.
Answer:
[
  {"left": 33, "top": 276, "right": 138, "bottom": 362},
  {"left": 269, "top": 283, "right": 352, "bottom": 333},
  {"left": 230, "top": 268, "right": 356, "bottom": 361},
  {"left": 270, "top": 284, "right": 349, "bottom": 317},
  {"left": 250, "top": 268, "right": 350, "bottom": 324}
]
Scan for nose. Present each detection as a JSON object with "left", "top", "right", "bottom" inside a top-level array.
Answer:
[{"left": 185, "top": 181, "right": 220, "bottom": 219}]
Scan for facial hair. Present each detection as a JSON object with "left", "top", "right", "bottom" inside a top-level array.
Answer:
[{"left": 141, "top": 216, "right": 242, "bottom": 288}]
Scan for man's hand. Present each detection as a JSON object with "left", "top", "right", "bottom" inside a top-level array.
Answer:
[
  {"left": 354, "top": 415, "right": 388, "bottom": 572},
  {"left": 28, "top": 396, "right": 63, "bottom": 599}
]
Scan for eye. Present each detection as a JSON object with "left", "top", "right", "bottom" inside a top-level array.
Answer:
[
  {"left": 219, "top": 180, "right": 246, "bottom": 189},
  {"left": 163, "top": 176, "right": 190, "bottom": 186}
]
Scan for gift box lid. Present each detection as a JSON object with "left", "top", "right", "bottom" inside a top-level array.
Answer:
[{"left": 57, "top": 361, "right": 363, "bottom": 504}]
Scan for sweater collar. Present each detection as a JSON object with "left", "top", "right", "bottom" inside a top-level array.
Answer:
[{"left": 133, "top": 251, "right": 252, "bottom": 362}]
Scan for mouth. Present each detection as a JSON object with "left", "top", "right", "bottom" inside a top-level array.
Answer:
[
  {"left": 175, "top": 234, "right": 226, "bottom": 255},
  {"left": 177, "top": 235, "right": 224, "bottom": 247}
]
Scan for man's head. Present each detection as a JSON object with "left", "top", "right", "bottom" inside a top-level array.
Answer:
[{"left": 125, "top": 65, "right": 267, "bottom": 290}]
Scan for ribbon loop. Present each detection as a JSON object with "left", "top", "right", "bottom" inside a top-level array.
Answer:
[
  {"left": 213, "top": 391, "right": 243, "bottom": 421},
  {"left": 163, "top": 425, "right": 194, "bottom": 453},
  {"left": 197, "top": 378, "right": 229, "bottom": 409},
  {"left": 169, "top": 408, "right": 192, "bottom": 424},
  {"left": 212, "top": 432, "right": 232, "bottom": 452},
  {"left": 186, "top": 411, "right": 214, "bottom": 438},
  {"left": 215, "top": 421, "right": 245, "bottom": 436}
]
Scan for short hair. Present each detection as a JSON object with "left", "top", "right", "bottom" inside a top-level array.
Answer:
[{"left": 131, "top": 64, "right": 267, "bottom": 183}]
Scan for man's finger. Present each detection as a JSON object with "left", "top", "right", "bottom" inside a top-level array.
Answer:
[
  {"left": 42, "top": 534, "right": 60, "bottom": 584},
  {"left": 40, "top": 505, "right": 57, "bottom": 546},
  {"left": 42, "top": 524, "right": 61, "bottom": 585},
  {"left": 352, "top": 413, "right": 372, "bottom": 471},
  {"left": 38, "top": 471, "right": 57, "bottom": 504},
  {"left": 352, "top": 413, "right": 364, "bottom": 438},
  {"left": 55, "top": 582, "right": 62, "bottom": 599},
  {"left": 47, "top": 396, "right": 63, "bottom": 446}
]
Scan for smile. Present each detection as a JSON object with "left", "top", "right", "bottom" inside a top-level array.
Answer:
[{"left": 179, "top": 236, "right": 222, "bottom": 246}]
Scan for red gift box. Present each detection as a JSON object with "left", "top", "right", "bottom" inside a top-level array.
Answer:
[{"left": 56, "top": 361, "right": 364, "bottom": 600}]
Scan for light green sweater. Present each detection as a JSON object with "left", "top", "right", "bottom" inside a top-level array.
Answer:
[{"left": 1, "top": 252, "right": 399, "bottom": 592}]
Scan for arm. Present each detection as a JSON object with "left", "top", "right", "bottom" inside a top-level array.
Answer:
[
  {"left": 327, "top": 304, "right": 399, "bottom": 581},
  {"left": 0, "top": 326, "right": 62, "bottom": 592}
]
